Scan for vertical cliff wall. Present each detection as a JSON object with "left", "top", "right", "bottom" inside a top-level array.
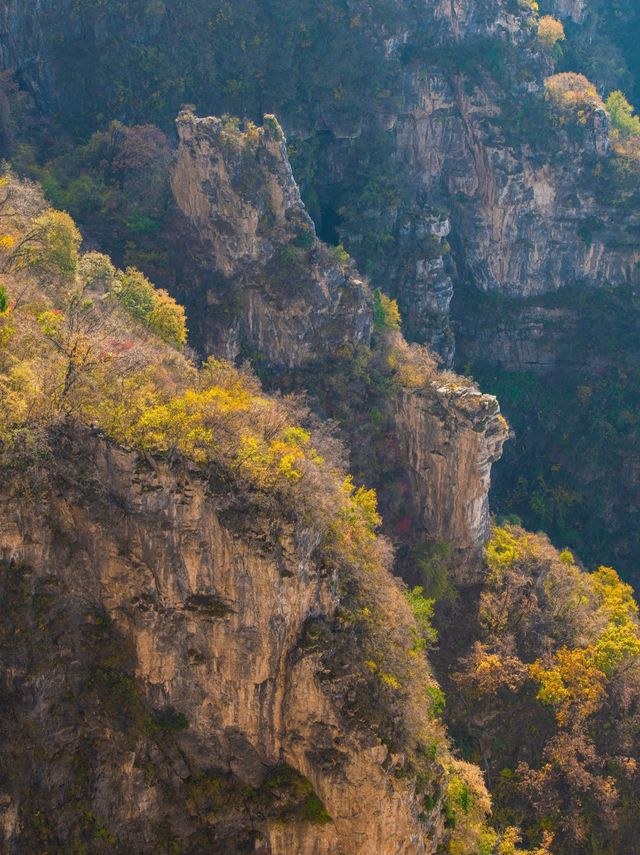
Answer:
[
  {"left": 394, "top": 383, "right": 507, "bottom": 574},
  {"left": 0, "top": 428, "right": 446, "bottom": 854},
  {"left": 170, "top": 110, "right": 373, "bottom": 367},
  {"left": 170, "top": 111, "right": 508, "bottom": 576}
]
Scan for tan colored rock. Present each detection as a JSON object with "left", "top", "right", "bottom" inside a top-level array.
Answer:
[
  {"left": 0, "top": 429, "right": 442, "bottom": 853},
  {"left": 171, "top": 110, "right": 373, "bottom": 366},
  {"left": 394, "top": 71, "right": 639, "bottom": 301},
  {"left": 394, "top": 383, "right": 508, "bottom": 577}
]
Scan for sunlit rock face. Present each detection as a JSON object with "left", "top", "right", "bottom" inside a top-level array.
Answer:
[
  {"left": 0, "top": 428, "right": 443, "bottom": 854},
  {"left": 394, "top": 383, "right": 508, "bottom": 578},
  {"left": 171, "top": 106, "right": 508, "bottom": 582},
  {"left": 171, "top": 110, "right": 373, "bottom": 368}
]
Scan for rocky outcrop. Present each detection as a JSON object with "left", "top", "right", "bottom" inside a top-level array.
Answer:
[
  {"left": 0, "top": 0, "right": 52, "bottom": 109},
  {"left": 547, "top": 0, "right": 586, "bottom": 23},
  {"left": 394, "top": 382, "right": 508, "bottom": 576},
  {"left": 393, "top": 70, "right": 640, "bottom": 301},
  {"left": 417, "top": 0, "right": 531, "bottom": 43},
  {"left": 171, "top": 110, "right": 373, "bottom": 367},
  {"left": 169, "top": 107, "right": 508, "bottom": 577},
  {"left": 0, "top": 428, "right": 442, "bottom": 854},
  {"left": 4, "top": 0, "right": 639, "bottom": 351}
]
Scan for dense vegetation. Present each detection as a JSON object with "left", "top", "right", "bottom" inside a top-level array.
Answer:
[
  {"left": 446, "top": 525, "right": 640, "bottom": 854},
  {"left": 0, "top": 172, "right": 535, "bottom": 853},
  {"left": 554, "top": 0, "right": 640, "bottom": 104}
]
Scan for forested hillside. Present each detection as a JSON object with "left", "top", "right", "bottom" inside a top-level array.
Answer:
[{"left": 0, "top": 1, "right": 639, "bottom": 853}]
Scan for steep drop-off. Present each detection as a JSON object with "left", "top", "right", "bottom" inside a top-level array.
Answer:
[
  {"left": 0, "top": 172, "right": 504, "bottom": 854},
  {"left": 168, "top": 111, "right": 508, "bottom": 576},
  {"left": 1, "top": 0, "right": 639, "bottom": 578},
  {"left": 0, "top": 428, "right": 441, "bottom": 854}
]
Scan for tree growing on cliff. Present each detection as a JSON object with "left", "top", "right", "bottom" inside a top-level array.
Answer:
[
  {"left": 537, "top": 16, "right": 565, "bottom": 51},
  {"left": 373, "top": 289, "right": 401, "bottom": 332},
  {"left": 545, "top": 73, "right": 604, "bottom": 125},
  {"left": 605, "top": 90, "right": 640, "bottom": 138},
  {"left": 115, "top": 267, "right": 187, "bottom": 347},
  {"left": 605, "top": 90, "right": 640, "bottom": 161}
]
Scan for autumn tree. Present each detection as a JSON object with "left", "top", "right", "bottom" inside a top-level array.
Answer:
[
  {"left": 448, "top": 525, "right": 640, "bottom": 851},
  {"left": 8, "top": 210, "right": 81, "bottom": 283},
  {"left": 545, "top": 73, "right": 604, "bottom": 124},
  {"left": 537, "top": 16, "right": 565, "bottom": 50},
  {"left": 115, "top": 267, "right": 187, "bottom": 347},
  {"left": 373, "top": 288, "right": 401, "bottom": 332},
  {"left": 605, "top": 90, "right": 640, "bottom": 138}
]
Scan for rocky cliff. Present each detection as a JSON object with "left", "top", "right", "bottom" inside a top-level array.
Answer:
[
  {"left": 171, "top": 110, "right": 372, "bottom": 368},
  {"left": 394, "top": 382, "right": 507, "bottom": 574},
  {"left": 395, "top": 70, "right": 639, "bottom": 300},
  {"left": 2, "top": 0, "right": 640, "bottom": 343},
  {"left": 9, "top": 0, "right": 636, "bottom": 570},
  {"left": 373, "top": 0, "right": 639, "bottom": 326},
  {"left": 169, "top": 111, "right": 508, "bottom": 575},
  {"left": 0, "top": 426, "right": 447, "bottom": 854}
]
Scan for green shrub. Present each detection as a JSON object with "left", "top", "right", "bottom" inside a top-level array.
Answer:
[
  {"left": 332, "top": 243, "right": 350, "bottom": 265},
  {"left": 16, "top": 210, "right": 82, "bottom": 283},
  {"left": 406, "top": 586, "right": 438, "bottom": 650},
  {"left": 115, "top": 267, "right": 187, "bottom": 346},
  {"left": 373, "top": 288, "right": 401, "bottom": 332},
  {"left": 606, "top": 90, "right": 640, "bottom": 138},
  {"left": 415, "top": 542, "right": 457, "bottom": 603},
  {"left": 147, "top": 706, "right": 189, "bottom": 734}
]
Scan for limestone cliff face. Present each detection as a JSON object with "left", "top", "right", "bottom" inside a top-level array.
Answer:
[
  {"left": 393, "top": 71, "right": 639, "bottom": 301},
  {"left": 456, "top": 302, "right": 577, "bottom": 372},
  {"left": 4, "top": 0, "right": 639, "bottom": 354},
  {"left": 0, "top": 428, "right": 442, "bottom": 854},
  {"left": 359, "top": 0, "right": 637, "bottom": 320},
  {"left": 287, "top": 0, "right": 639, "bottom": 358},
  {"left": 168, "top": 108, "right": 507, "bottom": 572},
  {"left": 396, "top": 0, "right": 529, "bottom": 43},
  {"left": 171, "top": 110, "right": 373, "bottom": 367},
  {"left": 394, "top": 383, "right": 508, "bottom": 575},
  {"left": 382, "top": 204, "right": 455, "bottom": 363}
]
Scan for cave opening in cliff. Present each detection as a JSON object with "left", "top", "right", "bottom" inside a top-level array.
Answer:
[{"left": 319, "top": 205, "right": 341, "bottom": 246}]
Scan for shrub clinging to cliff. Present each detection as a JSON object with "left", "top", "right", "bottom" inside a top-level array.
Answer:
[
  {"left": 537, "top": 16, "right": 565, "bottom": 50},
  {"left": 545, "top": 73, "right": 604, "bottom": 124}
]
